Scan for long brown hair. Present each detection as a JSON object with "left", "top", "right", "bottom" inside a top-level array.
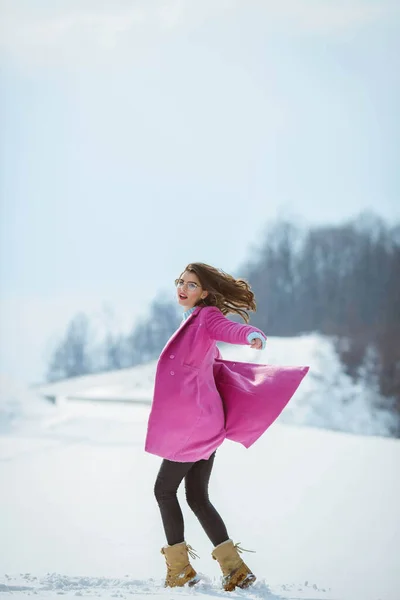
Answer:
[{"left": 181, "top": 263, "right": 256, "bottom": 323}]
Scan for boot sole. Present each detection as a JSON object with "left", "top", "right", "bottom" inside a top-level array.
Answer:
[
  {"left": 238, "top": 573, "right": 256, "bottom": 589},
  {"left": 188, "top": 574, "right": 201, "bottom": 587},
  {"left": 224, "top": 568, "right": 256, "bottom": 592}
]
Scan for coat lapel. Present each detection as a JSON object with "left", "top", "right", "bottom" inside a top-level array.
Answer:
[{"left": 159, "top": 306, "right": 201, "bottom": 359}]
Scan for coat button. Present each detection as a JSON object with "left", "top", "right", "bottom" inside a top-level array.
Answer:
[
  {"left": 170, "top": 371, "right": 175, "bottom": 376},
  {"left": 170, "top": 354, "right": 175, "bottom": 359}
]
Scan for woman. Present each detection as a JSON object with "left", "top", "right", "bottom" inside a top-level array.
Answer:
[{"left": 145, "top": 263, "right": 309, "bottom": 591}]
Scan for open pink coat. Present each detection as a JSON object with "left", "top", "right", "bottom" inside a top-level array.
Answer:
[{"left": 145, "top": 306, "right": 309, "bottom": 462}]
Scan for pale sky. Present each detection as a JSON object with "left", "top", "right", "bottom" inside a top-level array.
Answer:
[{"left": 1, "top": 0, "right": 399, "bottom": 383}]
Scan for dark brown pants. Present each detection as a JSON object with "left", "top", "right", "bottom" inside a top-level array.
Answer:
[{"left": 154, "top": 451, "right": 229, "bottom": 547}]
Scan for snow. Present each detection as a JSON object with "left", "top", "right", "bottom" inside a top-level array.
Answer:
[
  {"left": 1, "top": 334, "right": 399, "bottom": 599},
  {"left": 0, "top": 375, "right": 58, "bottom": 434},
  {"left": 1, "top": 397, "right": 399, "bottom": 599}
]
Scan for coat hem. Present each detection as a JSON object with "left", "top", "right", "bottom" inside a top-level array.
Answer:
[{"left": 145, "top": 441, "right": 224, "bottom": 463}]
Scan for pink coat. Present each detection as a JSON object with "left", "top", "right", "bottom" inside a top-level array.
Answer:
[{"left": 145, "top": 306, "right": 309, "bottom": 462}]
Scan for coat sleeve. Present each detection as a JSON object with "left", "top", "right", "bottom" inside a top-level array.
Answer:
[{"left": 203, "top": 306, "right": 267, "bottom": 346}]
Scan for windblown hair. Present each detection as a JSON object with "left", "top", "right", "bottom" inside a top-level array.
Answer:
[{"left": 181, "top": 262, "right": 256, "bottom": 323}]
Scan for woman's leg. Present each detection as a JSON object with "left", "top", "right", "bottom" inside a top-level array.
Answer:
[
  {"left": 154, "top": 459, "right": 194, "bottom": 546},
  {"left": 184, "top": 452, "right": 229, "bottom": 547}
]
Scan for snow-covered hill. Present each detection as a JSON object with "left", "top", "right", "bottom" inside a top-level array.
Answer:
[
  {"left": 0, "top": 394, "right": 399, "bottom": 600},
  {"left": 0, "top": 375, "right": 58, "bottom": 434},
  {"left": 34, "top": 333, "right": 395, "bottom": 437}
]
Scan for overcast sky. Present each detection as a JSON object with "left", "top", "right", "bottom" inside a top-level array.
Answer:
[{"left": 1, "top": 0, "right": 399, "bottom": 383}]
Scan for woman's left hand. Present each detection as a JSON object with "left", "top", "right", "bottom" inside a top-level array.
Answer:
[{"left": 250, "top": 338, "right": 263, "bottom": 350}]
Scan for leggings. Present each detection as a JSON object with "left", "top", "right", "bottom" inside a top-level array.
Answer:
[{"left": 154, "top": 451, "right": 229, "bottom": 547}]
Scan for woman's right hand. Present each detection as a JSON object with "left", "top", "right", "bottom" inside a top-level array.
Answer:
[{"left": 250, "top": 337, "right": 263, "bottom": 350}]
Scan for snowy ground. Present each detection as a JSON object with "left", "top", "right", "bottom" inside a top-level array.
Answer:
[
  {"left": 1, "top": 335, "right": 399, "bottom": 600},
  {"left": 1, "top": 392, "right": 399, "bottom": 600}
]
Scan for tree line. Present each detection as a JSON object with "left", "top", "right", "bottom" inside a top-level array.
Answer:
[
  {"left": 46, "top": 212, "right": 399, "bottom": 433},
  {"left": 243, "top": 212, "right": 399, "bottom": 431},
  {"left": 46, "top": 297, "right": 180, "bottom": 382}
]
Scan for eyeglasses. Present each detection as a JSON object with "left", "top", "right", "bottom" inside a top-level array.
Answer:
[{"left": 175, "top": 278, "right": 201, "bottom": 291}]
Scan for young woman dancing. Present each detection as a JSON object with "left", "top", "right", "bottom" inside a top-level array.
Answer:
[{"left": 145, "top": 262, "right": 308, "bottom": 591}]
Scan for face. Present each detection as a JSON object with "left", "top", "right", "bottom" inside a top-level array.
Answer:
[{"left": 175, "top": 270, "right": 208, "bottom": 309}]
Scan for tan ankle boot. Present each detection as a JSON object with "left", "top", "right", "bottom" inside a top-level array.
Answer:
[
  {"left": 161, "top": 542, "right": 199, "bottom": 588},
  {"left": 212, "top": 539, "right": 256, "bottom": 591}
]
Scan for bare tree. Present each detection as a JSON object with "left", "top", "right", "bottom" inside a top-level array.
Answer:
[
  {"left": 123, "top": 296, "right": 180, "bottom": 367},
  {"left": 47, "top": 313, "right": 93, "bottom": 382}
]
